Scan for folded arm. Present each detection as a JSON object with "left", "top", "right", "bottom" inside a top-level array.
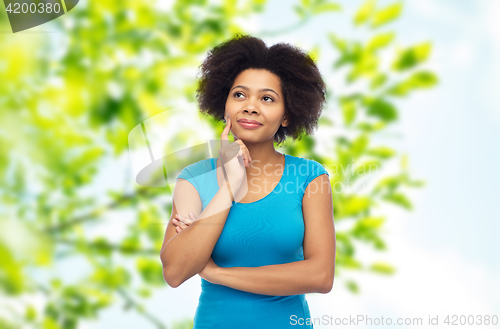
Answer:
[{"left": 209, "top": 259, "right": 329, "bottom": 296}]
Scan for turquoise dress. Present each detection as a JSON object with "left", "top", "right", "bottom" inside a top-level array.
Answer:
[{"left": 176, "top": 154, "right": 329, "bottom": 329}]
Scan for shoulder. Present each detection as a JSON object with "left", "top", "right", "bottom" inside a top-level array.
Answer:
[
  {"left": 176, "top": 158, "right": 215, "bottom": 198},
  {"left": 177, "top": 158, "right": 214, "bottom": 176},
  {"left": 285, "top": 155, "right": 329, "bottom": 193},
  {"left": 176, "top": 158, "right": 215, "bottom": 185},
  {"left": 286, "top": 154, "right": 327, "bottom": 176}
]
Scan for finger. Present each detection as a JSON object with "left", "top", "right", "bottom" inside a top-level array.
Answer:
[
  {"left": 221, "top": 114, "right": 232, "bottom": 146},
  {"left": 172, "top": 218, "right": 182, "bottom": 228},
  {"left": 239, "top": 149, "right": 248, "bottom": 168},
  {"left": 237, "top": 148, "right": 247, "bottom": 167},
  {"left": 174, "top": 215, "right": 188, "bottom": 228},
  {"left": 178, "top": 213, "right": 193, "bottom": 225},
  {"left": 176, "top": 226, "right": 182, "bottom": 233},
  {"left": 234, "top": 140, "right": 248, "bottom": 167}
]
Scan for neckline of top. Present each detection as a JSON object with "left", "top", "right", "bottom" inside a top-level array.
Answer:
[{"left": 211, "top": 153, "right": 288, "bottom": 206}]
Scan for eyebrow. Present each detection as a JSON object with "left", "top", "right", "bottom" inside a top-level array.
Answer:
[{"left": 231, "top": 85, "right": 280, "bottom": 99}]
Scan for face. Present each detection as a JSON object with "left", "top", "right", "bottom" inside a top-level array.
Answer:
[{"left": 225, "top": 69, "right": 288, "bottom": 143}]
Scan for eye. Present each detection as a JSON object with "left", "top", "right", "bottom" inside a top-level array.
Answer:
[
  {"left": 233, "top": 91, "right": 244, "bottom": 98},
  {"left": 263, "top": 95, "right": 274, "bottom": 102}
]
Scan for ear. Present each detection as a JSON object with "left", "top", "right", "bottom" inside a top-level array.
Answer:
[{"left": 281, "top": 114, "right": 289, "bottom": 128}]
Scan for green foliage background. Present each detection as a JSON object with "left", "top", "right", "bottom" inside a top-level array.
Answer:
[{"left": 0, "top": 0, "right": 436, "bottom": 327}]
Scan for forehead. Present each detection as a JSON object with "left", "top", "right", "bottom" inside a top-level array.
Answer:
[{"left": 232, "top": 69, "right": 281, "bottom": 92}]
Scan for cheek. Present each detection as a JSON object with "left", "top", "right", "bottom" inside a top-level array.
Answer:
[{"left": 225, "top": 98, "right": 236, "bottom": 111}]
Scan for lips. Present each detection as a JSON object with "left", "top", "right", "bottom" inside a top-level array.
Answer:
[
  {"left": 237, "top": 119, "right": 262, "bottom": 125},
  {"left": 237, "top": 121, "right": 263, "bottom": 129}
]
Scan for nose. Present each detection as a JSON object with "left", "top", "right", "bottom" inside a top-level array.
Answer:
[{"left": 243, "top": 98, "right": 260, "bottom": 115}]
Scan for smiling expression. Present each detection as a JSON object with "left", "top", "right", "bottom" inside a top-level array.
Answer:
[{"left": 225, "top": 69, "right": 288, "bottom": 142}]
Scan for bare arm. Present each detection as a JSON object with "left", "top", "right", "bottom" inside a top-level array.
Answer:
[
  {"left": 210, "top": 259, "right": 327, "bottom": 296},
  {"left": 160, "top": 179, "right": 235, "bottom": 288}
]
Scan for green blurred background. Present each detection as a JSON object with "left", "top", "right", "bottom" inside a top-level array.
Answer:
[{"left": 1, "top": 0, "right": 498, "bottom": 328}]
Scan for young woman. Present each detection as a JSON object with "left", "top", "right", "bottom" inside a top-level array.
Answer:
[{"left": 160, "top": 34, "right": 336, "bottom": 329}]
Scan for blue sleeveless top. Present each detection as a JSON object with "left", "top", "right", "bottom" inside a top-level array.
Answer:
[{"left": 176, "top": 153, "right": 329, "bottom": 329}]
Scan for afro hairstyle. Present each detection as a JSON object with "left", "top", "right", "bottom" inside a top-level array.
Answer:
[{"left": 195, "top": 33, "right": 328, "bottom": 146}]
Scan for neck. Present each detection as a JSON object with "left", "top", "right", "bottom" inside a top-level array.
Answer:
[{"left": 242, "top": 138, "right": 283, "bottom": 173}]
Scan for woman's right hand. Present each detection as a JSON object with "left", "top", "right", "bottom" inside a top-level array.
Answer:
[{"left": 218, "top": 114, "right": 251, "bottom": 193}]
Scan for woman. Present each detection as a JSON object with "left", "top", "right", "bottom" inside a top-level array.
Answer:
[{"left": 160, "top": 34, "right": 336, "bottom": 329}]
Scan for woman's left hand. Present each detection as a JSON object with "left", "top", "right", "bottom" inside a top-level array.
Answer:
[
  {"left": 172, "top": 213, "right": 220, "bottom": 284},
  {"left": 172, "top": 212, "right": 195, "bottom": 233}
]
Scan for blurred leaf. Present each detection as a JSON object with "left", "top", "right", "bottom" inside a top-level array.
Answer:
[
  {"left": 337, "top": 256, "right": 362, "bottom": 269},
  {"left": 336, "top": 232, "right": 355, "bottom": 256},
  {"left": 43, "top": 317, "right": 60, "bottom": 329},
  {"left": 366, "top": 146, "right": 395, "bottom": 159},
  {"left": 369, "top": 262, "right": 395, "bottom": 274},
  {"left": 328, "top": 32, "right": 348, "bottom": 53},
  {"left": 309, "top": 45, "right": 321, "bottom": 62},
  {"left": 172, "top": 318, "right": 195, "bottom": 329},
  {"left": 136, "top": 259, "right": 165, "bottom": 286},
  {"left": 351, "top": 216, "right": 386, "bottom": 248},
  {"left": 340, "top": 98, "right": 356, "bottom": 125},
  {"left": 91, "top": 237, "right": 113, "bottom": 257},
  {"left": 25, "top": 305, "right": 37, "bottom": 321},
  {"left": 373, "top": 175, "right": 401, "bottom": 195},
  {"left": 336, "top": 42, "right": 363, "bottom": 69},
  {"left": 293, "top": 5, "right": 307, "bottom": 19},
  {"left": 91, "top": 267, "right": 131, "bottom": 289},
  {"left": 366, "top": 32, "right": 395, "bottom": 52},
  {"left": 353, "top": 159, "right": 381, "bottom": 180},
  {"left": 392, "top": 42, "right": 432, "bottom": 71},
  {"left": 137, "top": 287, "right": 152, "bottom": 298},
  {"left": 354, "top": 0, "right": 376, "bottom": 26},
  {"left": 347, "top": 51, "right": 378, "bottom": 82},
  {"left": 356, "top": 216, "right": 385, "bottom": 228},
  {"left": 401, "top": 153, "right": 409, "bottom": 170},
  {"left": 365, "top": 98, "right": 398, "bottom": 122},
  {"left": 0, "top": 243, "right": 24, "bottom": 295},
  {"left": 370, "top": 73, "right": 387, "bottom": 90},
  {"left": 120, "top": 236, "right": 141, "bottom": 254},
  {"left": 386, "top": 70, "right": 438, "bottom": 96},
  {"left": 351, "top": 134, "right": 369, "bottom": 157},
  {"left": 404, "top": 177, "right": 426, "bottom": 188},
  {"left": 318, "top": 116, "right": 334, "bottom": 126},
  {"left": 312, "top": 2, "right": 341, "bottom": 14},
  {"left": 383, "top": 192, "right": 413, "bottom": 210},
  {"left": 0, "top": 318, "right": 18, "bottom": 329},
  {"left": 345, "top": 280, "right": 359, "bottom": 293},
  {"left": 371, "top": 1, "right": 402, "bottom": 28},
  {"left": 356, "top": 121, "right": 386, "bottom": 132},
  {"left": 336, "top": 195, "right": 371, "bottom": 218}
]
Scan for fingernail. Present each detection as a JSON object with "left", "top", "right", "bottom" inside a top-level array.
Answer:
[{"left": 189, "top": 212, "right": 194, "bottom": 216}]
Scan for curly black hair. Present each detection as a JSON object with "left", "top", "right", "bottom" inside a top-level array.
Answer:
[{"left": 195, "top": 33, "right": 328, "bottom": 146}]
